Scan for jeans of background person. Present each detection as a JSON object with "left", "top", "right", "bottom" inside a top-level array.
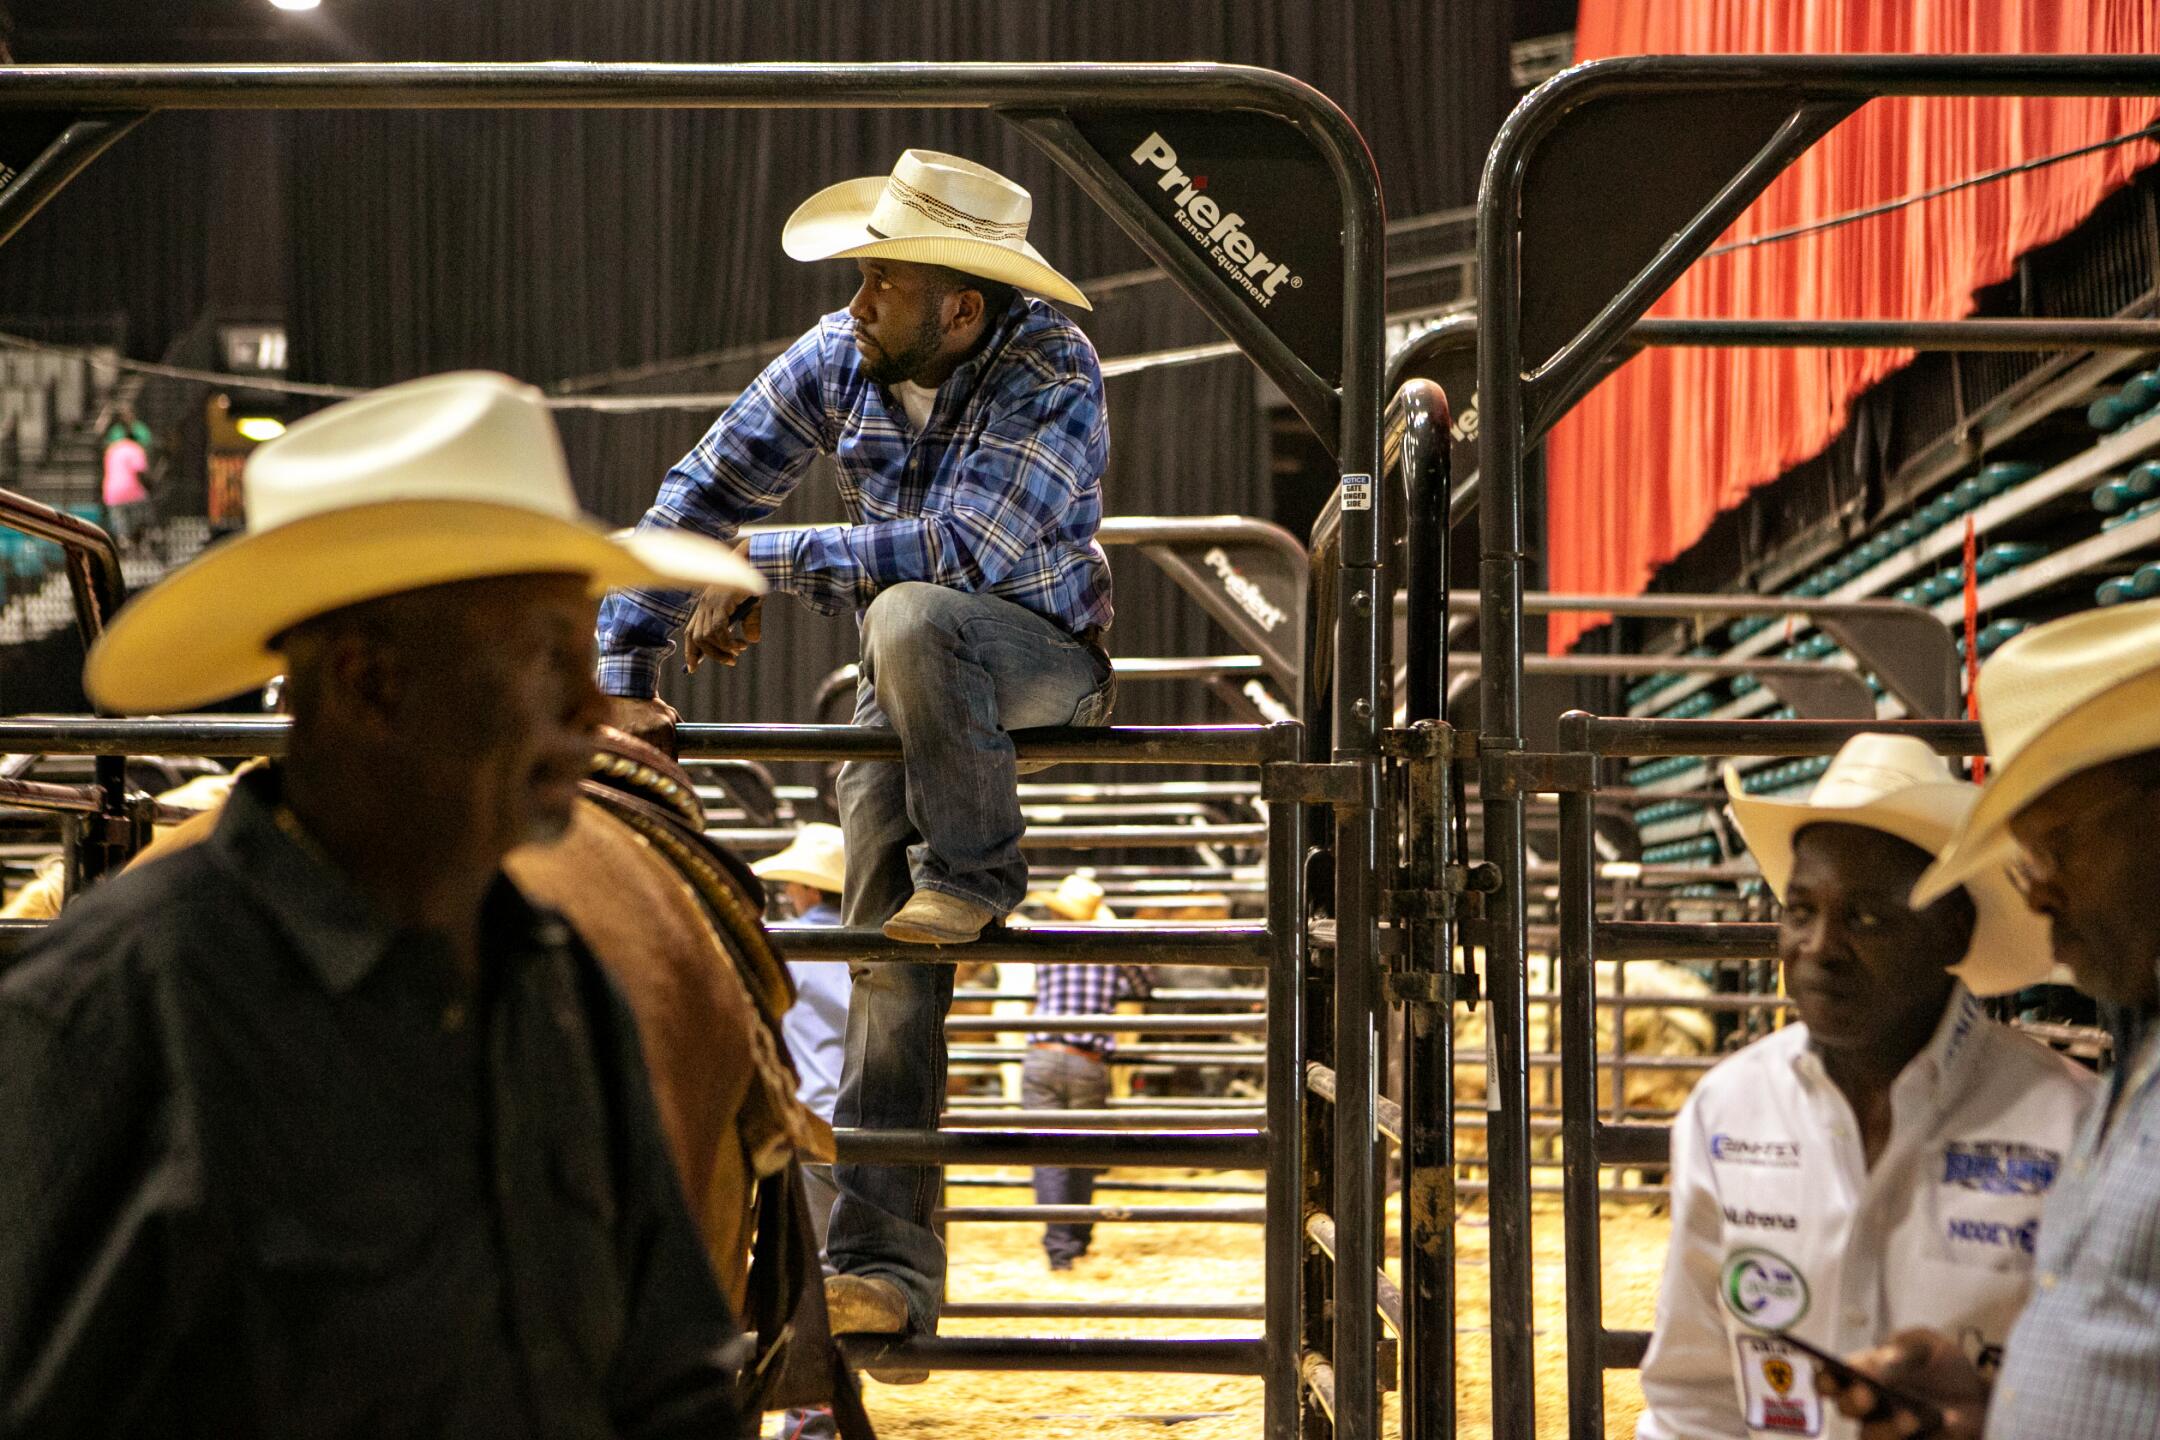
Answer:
[
  {"left": 106, "top": 498, "right": 149, "bottom": 551},
  {"left": 826, "top": 583, "right": 1114, "bottom": 1334},
  {"left": 1022, "top": 1044, "right": 1112, "bottom": 1265}
]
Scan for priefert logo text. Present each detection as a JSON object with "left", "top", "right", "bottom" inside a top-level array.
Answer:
[{"left": 1129, "top": 132, "right": 1303, "bottom": 307}]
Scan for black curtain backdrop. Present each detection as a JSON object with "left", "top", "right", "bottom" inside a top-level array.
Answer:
[{"left": 1, "top": 2, "right": 1511, "bottom": 732}]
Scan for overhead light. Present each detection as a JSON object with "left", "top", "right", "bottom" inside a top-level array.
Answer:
[
  {"left": 235, "top": 417, "right": 287, "bottom": 442},
  {"left": 269, "top": 0, "right": 321, "bottom": 10}
]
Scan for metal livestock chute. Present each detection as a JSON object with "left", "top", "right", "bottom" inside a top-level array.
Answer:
[{"left": 8, "top": 50, "right": 2160, "bottom": 1440}]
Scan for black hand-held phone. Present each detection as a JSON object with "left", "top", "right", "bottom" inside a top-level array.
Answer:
[{"left": 1775, "top": 1331, "right": 1946, "bottom": 1436}]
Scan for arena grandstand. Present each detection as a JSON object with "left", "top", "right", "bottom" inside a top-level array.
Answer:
[{"left": 4, "top": 5, "right": 2160, "bottom": 1440}]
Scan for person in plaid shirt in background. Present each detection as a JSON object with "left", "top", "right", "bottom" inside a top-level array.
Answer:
[
  {"left": 1025, "top": 874, "right": 1150, "bottom": 1270},
  {"left": 598, "top": 150, "right": 1114, "bottom": 1359}
]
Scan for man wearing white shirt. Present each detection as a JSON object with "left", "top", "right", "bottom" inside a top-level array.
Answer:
[{"left": 1637, "top": 735, "right": 2094, "bottom": 1440}]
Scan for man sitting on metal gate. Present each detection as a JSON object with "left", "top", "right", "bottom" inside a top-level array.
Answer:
[
  {"left": 596, "top": 150, "right": 1114, "bottom": 1352},
  {"left": 1638, "top": 734, "right": 2091, "bottom": 1440},
  {"left": 0, "top": 373, "right": 765, "bottom": 1438},
  {"left": 1824, "top": 605, "right": 2160, "bottom": 1440},
  {"left": 1021, "top": 873, "right": 1150, "bottom": 1272}
]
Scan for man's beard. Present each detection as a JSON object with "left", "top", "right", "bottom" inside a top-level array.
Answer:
[{"left": 859, "top": 312, "right": 944, "bottom": 386}]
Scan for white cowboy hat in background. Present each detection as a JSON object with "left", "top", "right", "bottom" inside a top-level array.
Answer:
[
  {"left": 751, "top": 822, "right": 847, "bottom": 895},
  {"left": 1725, "top": 732, "right": 2052, "bottom": 997},
  {"left": 84, "top": 371, "right": 764, "bottom": 714},
  {"left": 1028, "top": 871, "right": 1114, "bottom": 923},
  {"left": 1914, "top": 598, "right": 2160, "bottom": 907},
  {"left": 782, "top": 149, "right": 1091, "bottom": 310}
]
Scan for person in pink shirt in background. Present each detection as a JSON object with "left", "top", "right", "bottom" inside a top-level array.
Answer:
[{"left": 101, "top": 408, "right": 153, "bottom": 552}]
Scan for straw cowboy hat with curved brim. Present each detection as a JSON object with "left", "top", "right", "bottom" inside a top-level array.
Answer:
[
  {"left": 1915, "top": 596, "right": 2160, "bottom": 908},
  {"left": 782, "top": 149, "right": 1091, "bottom": 311},
  {"left": 751, "top": 822, "right": 847, "bottom": 895},
  {"left": 1724, "top": 732, "right": 2051, "bottom": 997},
  {"left": 1028, "top": 871, "right": 1114, "bottom": 923},
  {"left": 84, "top": 371, "right": 765, "bottom": 714}
]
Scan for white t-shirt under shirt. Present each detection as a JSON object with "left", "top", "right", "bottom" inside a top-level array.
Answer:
[
  {"left": 1636, "top": 985, "right": 2095, "bottom": 1440},
  {"left": 893, "top": 380, "right": 936, "bottom": 433}
]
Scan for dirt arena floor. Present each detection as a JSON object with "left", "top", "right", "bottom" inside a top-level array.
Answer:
[{"left": 834, "top": 1172, "right": 1669, "bottom": 1440}]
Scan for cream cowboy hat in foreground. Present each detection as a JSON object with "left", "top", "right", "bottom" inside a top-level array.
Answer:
[
  {"left": 781, "top": 149, "right": 1091, "bottom": 310},
  {"left": 1725, "top": 732, "right": 2051, "bottom": 997},
  {"left": 1913, "top": 596, "right": 2160, "bottom": 907},
  {"left": 84, "top": 371, "right": 764, "bottom": 714},
  {"left": 751, "top": 822, "right": 847, "bottom": 895}
]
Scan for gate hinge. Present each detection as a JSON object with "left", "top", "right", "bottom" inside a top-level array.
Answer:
[
  {"left": 1487, "top": 750, "right": 1595, "bottom": 796},
  {"left": 1261, "top": 760, "right": 1370, "bottom": 807},
  {"left": 1382, "top": 723, "right": 1475, "bottom": 762},
  {"left": 1384, "top": 971, "right": 1450, "bottom": 1007}
]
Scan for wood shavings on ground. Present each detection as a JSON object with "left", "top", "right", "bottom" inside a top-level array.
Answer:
[{"left": 843, "top": 1173, "right": 1670, "bottom": 1439}]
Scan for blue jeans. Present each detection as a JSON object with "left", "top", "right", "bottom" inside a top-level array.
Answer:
[
  {"left": 1022, "top": 1045, "right": 1113, "bottom": 1263},
  {"left": 826, "top": 583, "right": 1114, "bottom": 1333}
]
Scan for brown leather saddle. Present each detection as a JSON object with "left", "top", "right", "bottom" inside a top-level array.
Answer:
[{"left": 580, "top": 727, "right": 874, "bottom": 1436}]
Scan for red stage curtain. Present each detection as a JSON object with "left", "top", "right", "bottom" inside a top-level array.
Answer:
[{"left": 1544, "top": 0, "right": 2160, "bottom": 651}]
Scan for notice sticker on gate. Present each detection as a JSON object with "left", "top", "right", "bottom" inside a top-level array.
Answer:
[{"left": 1341, "top": 473, "right": 1373, "bottom": 511}]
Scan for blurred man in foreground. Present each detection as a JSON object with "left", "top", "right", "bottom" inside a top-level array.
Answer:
[{"left": 0, "top": 373, "right": 766, "bottom": 1438}]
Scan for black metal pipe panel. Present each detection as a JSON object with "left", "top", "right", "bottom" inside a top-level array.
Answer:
[
  {"left": 1601, "top": 1330, "right": 1652, "bottom": 1371},
  {"left": 1596, "top": 1123, "right": 1672, "bottom": 1168},
  {"left": 769, "top": 923, "right": 1267, "bottom": 967},
  {"left": 945, "top": 1014, "right": 1262, "bottom": 1035},
  {"left": 1596, "top": 921, "right": 1780, "bottom": 962},
  {"left": 1572, "top": 715, "right": 1984, "bottom": 759},
  {"left": 830, "top": 1127, "right": 1266, "bottom": 1169},
  {"left": 1304, "top": 1212, "right": 1406, "bottom": 1339},
  {"left": 837, "top": 1334, "right": 1265, "bottom": 1376},
  {"left": 933, "top": 1204, "right": 1266, "bottom": 1224},
  {"left": 942, "top": 1300, "right": 1265, "bottom": 1321},
  {"left": 938, "top": 1109, "right": 1267, "bottom": 1130},
  {"left": 0, "top": 60, "right": 1369, "bottom": 115},
  {"left": 0, "top": 717, "right": 1275, "bottom": 767},
  {"left": 1632, "top": 316, "right": 2160, "bottom": 350},
  {"left": 1305, "top": 1060, "right": 1405, "bottom": 1146}
]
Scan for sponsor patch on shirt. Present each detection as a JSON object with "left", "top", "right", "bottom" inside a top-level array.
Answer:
[
  {"left": 1940, "top": 1140, "right": 2061, "bottom": 1197},
  {"left": 1721, "top": 1248, "right": 1811, "bottom": 1331},
  {"left": 1735, "top": 1335, "right": 1822, "bottom": 1436},
  {"left": 1943, "top": 1214, "right": 2039, "bottom": 1257},
  {"left": 1710, "top": 1133, "right": 1802, "bottom": 1168},
  {"left": 1723, "top": 1204, "right": 1800, "bottom": 1232}
]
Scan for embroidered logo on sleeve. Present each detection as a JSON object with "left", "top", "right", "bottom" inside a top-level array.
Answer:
[
  {"left": 1943, "top": 1215, "right": 2040, "bottom": 1256},
  {"left": 1736, "top": 1336, "right": 1822, "bottom": 1436},
  {"left": 1941, "top": 1141, "right": 2061, "bottom": 1196},
  {"left": 1722, "top": 1204, "right": 1800, "bottom": 1231},
  {"left": 1721, "top": 1248, "right": 1811, "bottom": 1331},
  {"left": 1710, "top": 1133, "right": 1803, "bottom": 1168}
]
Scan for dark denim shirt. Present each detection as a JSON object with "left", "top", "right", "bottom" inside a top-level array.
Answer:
[{"left": 0, "top": 769, "right": 747, "bottom": 1439}]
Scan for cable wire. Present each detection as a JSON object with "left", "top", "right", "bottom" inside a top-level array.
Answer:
[{"left": 1703, "top": 117, "right": 2160, "bottom": 258}]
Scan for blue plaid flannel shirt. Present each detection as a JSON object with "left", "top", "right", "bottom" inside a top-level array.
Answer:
[
  {"left": 1031, "top": 963, "right": 1152, "bottom": 1058},
  {"left": 1986, "top": 972, "right": 2160, "bottom": 1440},
  {"left": 597, "top": 296, "right": 1112, "bottom": 697}
]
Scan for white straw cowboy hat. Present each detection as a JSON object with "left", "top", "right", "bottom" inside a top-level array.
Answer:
[
  {"left": 1029, "top": 871, "right": 1114, "bottom": 923},
  {"left": 84, "top": 371, "right": 764, "bottom": 714},
  {"left": 1725, "top": 733, "right": 2051, "bottom": 997},
  {"left": 781, "top": 149, "right": 1091, "bottom": 310},
  {"left": 1915, "top": 597, "right": 2160, "bottom": 907},
  {"left": 751, "top": 822, "right": 847, "bottom": 895}
]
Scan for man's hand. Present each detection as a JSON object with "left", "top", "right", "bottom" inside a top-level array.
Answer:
[
  {"left": 683, "top": 586, "right": 763, "bottom": 674},
  {"left": 1818, "top": 1328, "right": 1990, "bottom": 1440},
  {"left": 602, "top": 695, "right": 681, "bottom": 756}
]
